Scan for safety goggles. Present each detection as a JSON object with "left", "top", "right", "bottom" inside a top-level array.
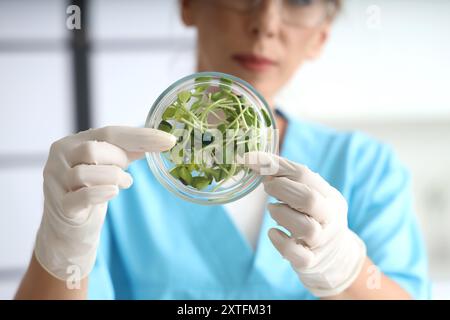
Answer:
[{"left": 211, "top": 0, "right": 337, "bottom": 28}]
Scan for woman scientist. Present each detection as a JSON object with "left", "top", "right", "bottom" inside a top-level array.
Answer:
[{"left": 16, "top": 0, "right": 429, "bottom": 299}]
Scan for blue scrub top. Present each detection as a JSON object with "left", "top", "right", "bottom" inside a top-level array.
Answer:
[{"left": 88, "top": 111, "right": 430, "bottom": 299}]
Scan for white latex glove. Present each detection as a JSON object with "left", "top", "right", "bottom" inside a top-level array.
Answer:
[
  {"left": 242, "top": 151, "right": 367, "bottom": 297},
  {"left": 34, "top": 126, "right": 176, "bottom": 281}
]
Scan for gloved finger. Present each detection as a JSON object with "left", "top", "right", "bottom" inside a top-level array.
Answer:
[
  {"left": 62, "top": 185, "right": 118, "bottom": 219},
  {"left": 84, "top": 126, "right": 176, "bottom": 153},
  {"left": 66, "top": 164, "right": 133, "bottom": 191},
  {"left": 268, "top": 228, "right": 315, "bottom": 269},
  {"left": 268, "top": 202, "right": 322, "bottom": 248},
  {"left": 240, "top": 151, "right": 332, "bottom": 197},
  {"left": 264, "top": 176, "right": 332, "bottom": 224},
  {"left": 68, "top": 141, "right": 133, "bottom": 168}
]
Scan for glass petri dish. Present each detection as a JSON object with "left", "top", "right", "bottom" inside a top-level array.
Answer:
[{"left": 145, "top": 72, "right": 278, "bottom": 205}]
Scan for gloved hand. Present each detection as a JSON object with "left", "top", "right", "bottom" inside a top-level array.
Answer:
[
  {"left": 34, "top": 126, "right": 176, "bottom": 281},
  {"left": 242, "top": 151, "right": 367, "bottom": 297}
]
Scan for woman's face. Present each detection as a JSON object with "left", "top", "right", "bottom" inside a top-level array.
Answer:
[{"left": 181, "top": 0, "right": 333, "bottom": 105}]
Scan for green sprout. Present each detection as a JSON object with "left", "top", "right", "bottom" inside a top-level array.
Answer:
[{"left": 157, "top": 76, "right": 272, "bottom": 191}]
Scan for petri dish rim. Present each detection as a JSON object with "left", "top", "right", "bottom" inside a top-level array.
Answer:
[{"left": 145, "top": 71, "right": 278, "bottom": 205}]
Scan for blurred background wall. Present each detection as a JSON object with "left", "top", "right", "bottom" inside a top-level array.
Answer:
[{"left": 0, "top": 0, "right": 449, "bottom": 299}]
